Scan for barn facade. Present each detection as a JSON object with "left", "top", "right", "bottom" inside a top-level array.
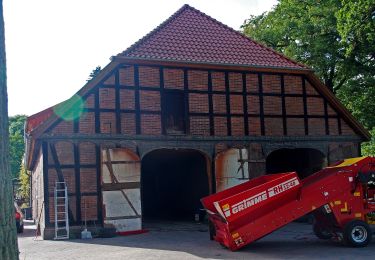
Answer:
[{"left": 25, "top": 5, "right": 370, "bottom": 239}]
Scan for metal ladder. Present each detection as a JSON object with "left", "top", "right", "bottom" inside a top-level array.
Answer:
[{"left": 54, "top": 182, "right": 69, "bottom": 240}]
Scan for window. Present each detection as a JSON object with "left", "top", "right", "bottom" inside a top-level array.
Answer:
[{"left": 164, "top": 91, "right": 186, "bottom": 134}]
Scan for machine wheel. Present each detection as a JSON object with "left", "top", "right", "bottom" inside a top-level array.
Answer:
[
  {"left": 313, "top": 223, "right": 332, "bottom": 240},
  {"left": 208, "top": 220, "right": 215, "bottom": 240},
  {"left": 343, "top": 220, "right": 372, "bottom": 247}
]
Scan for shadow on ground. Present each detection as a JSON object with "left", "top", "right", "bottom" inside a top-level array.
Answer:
[{"left": 19, "top": 220, "right": 375, "bottom": 259}]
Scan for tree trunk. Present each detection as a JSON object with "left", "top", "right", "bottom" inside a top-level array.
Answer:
[{"left": 0, "top": 0, "right": 19, "bottom": 259}]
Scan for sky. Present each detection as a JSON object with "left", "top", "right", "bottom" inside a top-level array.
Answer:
[{"left": 4, "top": 0, "right": 277, "bottom": 116}]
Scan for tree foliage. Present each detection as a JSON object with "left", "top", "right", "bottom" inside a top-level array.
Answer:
[
  {"left": 9, "top": 115, "right": 26, "bottom": 179},
  {"left": 242, "top": 0, "right": 349, "bottom": 92},
  {"left": 242, "top": 0, "right": 375, "bottom": 155},
  {"left": 18, "top": 163, "right": 30, "bottom": 204},
  {"left": 362, "top": 128, "right": 375, "bottom": 155},
  {"left": 337, "top": 0, "right": 375, "bottom": 62},
  {"left": 87, "top": 66, "right": 102, "bottom": 82},
  {"left": 336, "top": 0, "right": 375, "bottom": 155}
]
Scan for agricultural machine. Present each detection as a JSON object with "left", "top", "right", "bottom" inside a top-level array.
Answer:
[{"left": 201, "top": 156, "right": 375, "bottom": 250}]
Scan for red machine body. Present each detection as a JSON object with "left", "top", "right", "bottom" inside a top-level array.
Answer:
[{"left": 201, "top": 157, "right": 375, "bottom": 250}]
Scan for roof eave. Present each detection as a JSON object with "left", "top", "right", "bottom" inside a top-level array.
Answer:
[
  {"left": 25, "top": 60, "right": 121, "bottom": 170},
  {"left": 305, "top": 73, "right": 371, "bottom": 141},
  {"left": 29, "top": 60, "right": 120, "bottom": 139},
  {"left": 112, "top": 56, "right": 313, "bottom": 74}
]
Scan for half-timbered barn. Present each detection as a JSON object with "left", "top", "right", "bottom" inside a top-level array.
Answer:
[{"left": 25, "top": 5, "right": 370, "bottom": 239}]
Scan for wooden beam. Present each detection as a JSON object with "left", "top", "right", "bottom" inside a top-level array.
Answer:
[
  {"left": 134, "top": 66, "right": 141, "bottom": 135},
  {"left": 159, "top": 67, "right": 166, "bottom": 135},
  {"left": 42, "top": 142, "right": 50, "bottom": 225},
  {"left": 115, "top": 68, "right": 121, "bottom": 134},
  {"left": 324, "top": 99, "right": 329, "bottom": 135},
  {"left": 208, "top": 71, "right": 214, "bottom": 136},
  {"left": 95, "top": 88, "right": 100, "bottom": 133},
  {"left": 302, "top": 77, "right": 309, "bottom": 135},
  {"left": 184, "top": 69, "right": 190, "bottom": 134},
  {"left": 104, "top": 215, "right": 141, "bottom": 221},
  {"left": 280, "top": 75, "right": 287, "bottom": 135},
  {"left": 258, "top": 73, "right": 265, "bottom": 135},
  {"left": 101, "top": 182, "right": 141, "bottom": 191},
  {"left": 242, "top": 73, "right": 249, "bottom": 135},
  {"left": 95, "top": 144, "right": 103, "bottom": 224},
  {"left": 103, "top": 160, "right": 140, "bottom": 165},
  {"left": 225, "top": 72, "right": 231, "bottom": 136},
  {"left": 74, "top": 143, "right": 81, "bottom": 223}
]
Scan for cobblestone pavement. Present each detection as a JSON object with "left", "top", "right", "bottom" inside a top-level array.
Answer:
[{"left": 18, "top": 220, "right": 375, "bottom": 259}]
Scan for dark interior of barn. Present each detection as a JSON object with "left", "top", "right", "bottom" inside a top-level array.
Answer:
[
  {"left": 266, "top": 148, "right": 326, "bottom": 179},
  {"left": 141, "top": 149, "right": 209, "bottom": 221}
]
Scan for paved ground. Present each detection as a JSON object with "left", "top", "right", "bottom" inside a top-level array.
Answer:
[{"left": 18, "top": 220, "right": 375, "bottom": 259}]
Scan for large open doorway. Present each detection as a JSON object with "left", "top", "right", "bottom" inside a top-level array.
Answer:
[
  {"left": 266, "top": 148, "right": 326, "bottom": 179},
  {"left": 141, "top": 149, "right": 210, "bottom": 222}
]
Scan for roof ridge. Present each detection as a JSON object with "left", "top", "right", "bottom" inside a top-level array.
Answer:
[{"left": 120, "top": 4, "right": 191, "bottom": 56}]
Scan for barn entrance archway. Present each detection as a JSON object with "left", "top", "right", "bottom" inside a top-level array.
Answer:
[
  {"left": 266, "top": 148, "right": 326, "bottom": 179},
  {"left": 141, "top": 149, "right": 210, "bottom": 222}
]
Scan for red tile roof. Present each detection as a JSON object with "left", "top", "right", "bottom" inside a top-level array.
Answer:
[
  {"left": 25, "top": 106, "right": 54, "bottom": 134},
  {"left": 119, "top": 4, "right": 307, "bottom": 70}
]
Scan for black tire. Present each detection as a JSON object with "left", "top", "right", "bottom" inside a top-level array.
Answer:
[
  {"left": 343, "top": 220, "right": 372, "bottom": 247},
  {"left": 208, "top": 220, "right": 215, "bottom": 240},
  {"left": 313, "top": 223, "right": 332, "bottom": 240}
]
